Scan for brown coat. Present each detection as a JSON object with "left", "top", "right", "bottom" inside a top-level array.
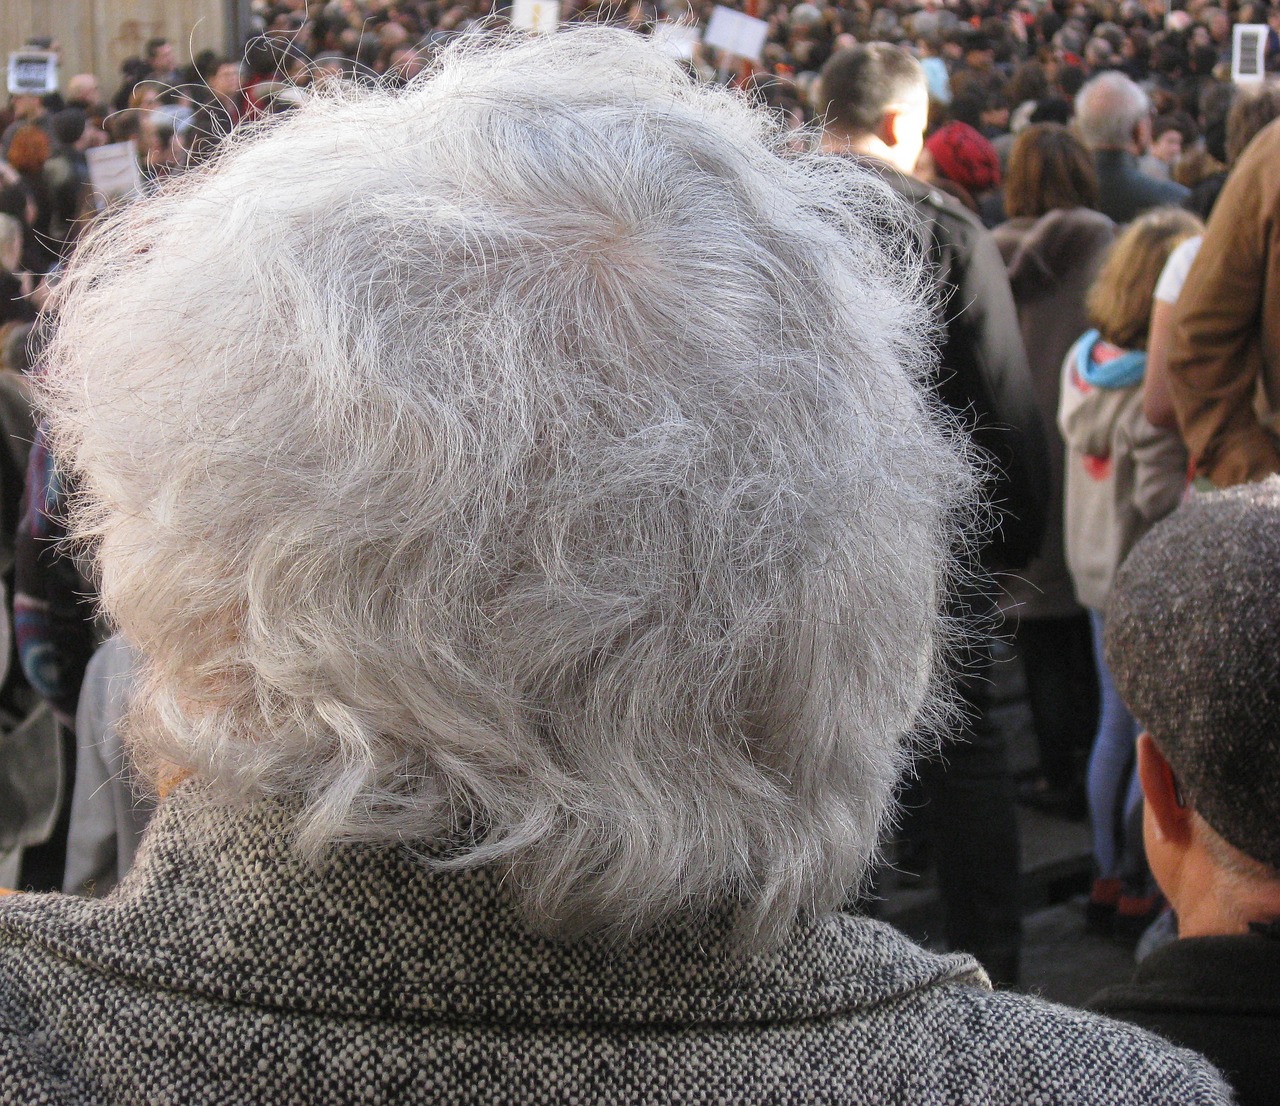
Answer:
[{"left": 1169, "top": 117, "right": 1280, "bottom": 487}]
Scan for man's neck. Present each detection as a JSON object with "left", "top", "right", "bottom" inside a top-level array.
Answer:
[
  {"left": 819, "top": 128, "right": 878, "bottom": 157},
  {"left": 1173, "top": 844, "right": 1280, "bottom": 939}
]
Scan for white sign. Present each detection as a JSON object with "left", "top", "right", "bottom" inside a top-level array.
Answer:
[
  {"left": 651, "top": 21, "right": 701, "bottom": 60},
  {"left": 511, "top": 0, "right": 561, "bottom": 34},
  {"left": 1232, "top": 23, "right": 1267, "bottom": 83},
  {"left": 702, "top": 6, "right": 769, "bottom": 63},
  {"left": 86, "top": 142, "right": 143, "bottom": 208},
  {"left": 7, "top": 51, "right": 58, "bottom": 96}
]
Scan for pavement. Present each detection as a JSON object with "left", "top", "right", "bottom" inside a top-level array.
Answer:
[{"left": 878, "top": 640, "right": 1143, "bottom": 1008}]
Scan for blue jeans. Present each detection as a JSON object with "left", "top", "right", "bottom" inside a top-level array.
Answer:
[{"left": 1086, "top": 609, "right": 1144, "bottom": 884}]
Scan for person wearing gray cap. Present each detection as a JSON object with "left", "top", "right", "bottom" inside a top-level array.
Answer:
[{"left": 1088, "top": 479, "right": 1280, "bottom": 1106}]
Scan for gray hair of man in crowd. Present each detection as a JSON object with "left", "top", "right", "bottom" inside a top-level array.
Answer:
[
  {"left": 38, "top": 29, "right": 974, "bottom": 949},
  {"left": 1074, "top": 70, "right": 1152, "bottom": 150}
]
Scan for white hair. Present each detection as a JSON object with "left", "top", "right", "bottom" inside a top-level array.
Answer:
[
  {"left": 40, "top": 29, "right": 974, "bottom": 948},
  {"left": 1074, "top": 70, "right": 1150, "bottom": 150}
]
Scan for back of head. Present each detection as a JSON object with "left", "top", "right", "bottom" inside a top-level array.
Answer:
[
  {"left": 1106, "top": 480, "right": 1280, "bottom": 871},
  {"left": 51, "top": 107, "right": 87, "bottom": 147},
  {"left": 40, "top": 29, "right": 972, "bottom": 950},
  {"left": 6, "top": 125, "right": 50, "bottom": 174},
  {"left": 924, "top": 120, "right": 1000, "bottom": 192},
  {"left": 1004, "top": 122, "right": 1099, "bottom": 217},
  {"left": 1226, "top": 85, "right": 1280, "bottom": 166},
  {"left": 817, "top": 42, "right": 927, "bottom": 135},
  {"left": 1087, "top": 205, "right": 1201, "bottom": 348},
  {"left": 1074, "top": 70, "right": 1149, "bottom": 149}
]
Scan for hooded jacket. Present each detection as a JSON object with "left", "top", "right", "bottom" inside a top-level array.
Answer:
[{"left": 1059, "top": 330, "right": 1187, "bottom": 610}]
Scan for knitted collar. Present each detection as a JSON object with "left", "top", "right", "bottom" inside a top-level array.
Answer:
[{"left": 0, "top": 784, "right": 987, "bottom": 1027}]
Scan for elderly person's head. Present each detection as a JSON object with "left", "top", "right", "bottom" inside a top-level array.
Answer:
[
  {"left": 41, "top": 30, "right": 971, "bottom": 949},
  {"left": 1074, "top": 70, "right": 1151, "bottom": 152}
]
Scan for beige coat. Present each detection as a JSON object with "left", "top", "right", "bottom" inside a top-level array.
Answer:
[{"left": 1060, "top": 334, "right": 1188, "bottom": 610}]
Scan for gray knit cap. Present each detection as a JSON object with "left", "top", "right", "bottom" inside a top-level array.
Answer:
[{"left": 1105, "top": 478, "right": 1280, "bottom": 871}]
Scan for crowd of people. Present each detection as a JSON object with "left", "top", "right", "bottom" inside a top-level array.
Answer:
[{"left": 0, "top": 4, "right": 1276, "bottom": 1103}]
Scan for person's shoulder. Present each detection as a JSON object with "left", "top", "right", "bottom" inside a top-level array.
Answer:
[
  {"left": 1151, "top": 174, "right": 1191, "bottom": 202},
  {"left": 915, "top": 983, "right": 1235, "bottom": 1104},
  {"left": 0, "top": 906, "right": 75, "bottom": 1102}
]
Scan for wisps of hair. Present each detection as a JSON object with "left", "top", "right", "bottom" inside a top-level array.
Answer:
[{"left": 39, "top": 28, "right": 976, "bottom": 949}]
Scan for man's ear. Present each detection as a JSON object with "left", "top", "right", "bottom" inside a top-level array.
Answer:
[
  {"left": 880, "top": 107, "right": 906, "bottom": 149},
  {"left": 1137, "top": 732, "right": 1192, "bottom": 847},
  {"left": 1132, "top": 114, "right": 1152, "bottom": 154}
]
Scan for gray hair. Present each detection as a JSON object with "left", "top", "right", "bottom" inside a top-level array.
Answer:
[
  {"left": 1074, "top": 70, "right": 1150, "bottom": 150},
  {"left": 40, "top": 29, "right": 974, "bottom": 948}
]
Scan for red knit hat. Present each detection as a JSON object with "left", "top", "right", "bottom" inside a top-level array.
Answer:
[{"left": 925, "top": 121, "right": 1001, "bottom": 191}]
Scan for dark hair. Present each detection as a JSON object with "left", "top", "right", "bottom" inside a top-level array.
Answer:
[
  {"left": 1005, "top": 60, "right": 1049, "bottom": 108},
  {"left": 1004, "top": 123, "right": 1099, "bottom": 217},
  {"left": 1153, "top": 110, "right": 1197, "bottom": 145},
  {"left": 146, "top": 38, "right": 169, "bottom": 62},
  {"left": 1056, "top": 63, "right": 1087, "bottom": 98},
  {"left": 816, "top": 43, "right": 926, "bottom": 134},
  {"left": 0, "top": 183, "right": 31, "bottom": 222}
]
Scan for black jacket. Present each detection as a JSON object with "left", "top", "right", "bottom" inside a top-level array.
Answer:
[
  {"left": 1089, "top": 933, "right": 1280, "bottom": 1106},
  {"left": 875, "top": 163, "right": 1050, "bottom": 572}
]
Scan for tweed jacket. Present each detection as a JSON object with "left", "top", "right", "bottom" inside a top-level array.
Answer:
[
  {"left": 0, "top": 786, "right": 1232, "bottom": 1104},
  {"left": 1089, "top": 933, "right": 1280, "bottom": 1106}
]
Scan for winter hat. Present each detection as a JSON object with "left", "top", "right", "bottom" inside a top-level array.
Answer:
[
  {"left": 1106, "top": 479, "right": 1280, "bottom": 869},
  {"left": 925, "top": 121, "right": 1001, "bottom": 191}
]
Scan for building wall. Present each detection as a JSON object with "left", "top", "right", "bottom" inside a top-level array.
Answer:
[{"left": 2, "top": 0, "right": 226, "bottom": 99}]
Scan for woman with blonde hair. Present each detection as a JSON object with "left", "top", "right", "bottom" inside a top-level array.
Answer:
[{"left": 1059, "top": 206, "right": 1203, "bottom": 938}]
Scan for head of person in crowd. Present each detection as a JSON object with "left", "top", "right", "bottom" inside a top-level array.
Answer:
[
  {"left": 1106, "top": 481, "right": 1280, "bottom": 939},
  {"left": 64, "top": 74, "right": 101, "bottom": 112},
  {"left": 1075, "top": 70, "right": 1151, "bottom": 153},
  {"left": 5, "top": 93, "right": 44, "bottom": 125},
  {"left": 6, "top": 125, "right": 50, "bottom": 176},
  {"left": 207, "top": 59, "right": 244, "bottom": 105},
  {"left": 40, "top": 29, "right": 973, "bottom": 951},
  {"left": 1147, "top": 114, "right": 1185, "bottom": 167},
  {"left": 1226, "top": 83, "right": 1280, "bottom": 167},
  {"left": 1087, "top": 206, "right": 1201, "bottom": 350},
  {"left": 146, "top": 37, "right": 177, "bottom": 79},
  {"left": 816, "top": 42, "right": 929, "bottom": 174},
  {"left": 49, "top": 108, "right": 87, "bottom": 152},
  {"left": 1004, "top": 122, "right": 1099, "bottom": 217},
  {"left": 0, "top": 183, "right": 36, "bottom": 231},
  {"left": 919, "top": 120, "right": 1000, "bottom": 202}
]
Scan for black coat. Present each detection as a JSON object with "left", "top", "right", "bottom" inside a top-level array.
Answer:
[
  {"left": 875, "top": 164, "right": 1051, "bottom": 573},
  {"left": 1089, "top": 933, "right": 1280, "bottom": 1106}
]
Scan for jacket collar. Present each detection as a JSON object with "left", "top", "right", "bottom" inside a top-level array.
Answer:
[{"left": 0, "top": 784, "right": 986, "bottom": 1026}]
